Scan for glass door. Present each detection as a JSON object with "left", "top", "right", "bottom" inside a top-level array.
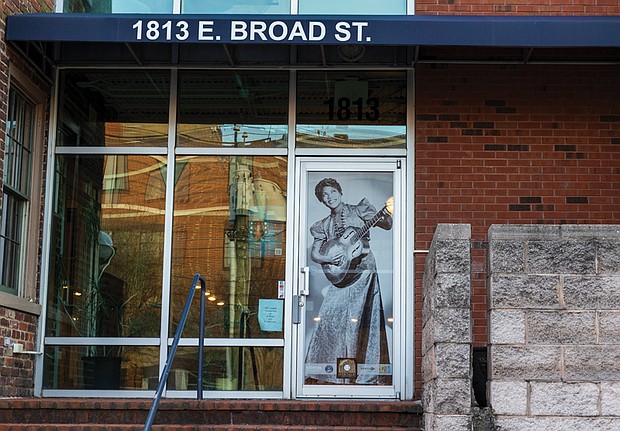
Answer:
[{"left": 294, "top": 157, "right": 403, "bottom": 398}]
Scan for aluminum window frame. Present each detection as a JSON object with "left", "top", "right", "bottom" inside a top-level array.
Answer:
[{"left": 39, "top": 65, "right": 414, "bottom": 399}]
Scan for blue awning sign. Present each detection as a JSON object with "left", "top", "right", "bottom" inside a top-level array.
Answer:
[
  {"left": 6, "top": 14, "right": 620, "bottom": 47},
  {"left": 130, "top": 19, "right": 371, "bottom": 43}
]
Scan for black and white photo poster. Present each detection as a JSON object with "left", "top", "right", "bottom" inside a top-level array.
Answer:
[{"left": 303, "top": 171, "right": 394, "bottom": 385}]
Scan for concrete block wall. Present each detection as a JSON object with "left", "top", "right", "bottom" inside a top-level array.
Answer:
[
  {"left": 488, "top": 224, "right": 620, "bottom": 431},
  {"left": 421, "top": 224, "right": 472, "bottom": 431}
]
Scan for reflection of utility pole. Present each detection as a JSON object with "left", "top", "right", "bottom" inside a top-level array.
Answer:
[
  {"left": 227, "top": 139, "right": 238, "bottom": 386},
  {"left": 233, "top": 124, "right": 240, "bottom": 147},
  {"left": 226, "top": 145, "right": 254, "bottom": 390},
  {"left": 228, "top": 126, "right": 240, "bottom": 378}
]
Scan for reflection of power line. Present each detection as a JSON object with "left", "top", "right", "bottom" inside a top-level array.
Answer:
[{"left": 104, "top": 132, "right": 166, "bottom": 139}]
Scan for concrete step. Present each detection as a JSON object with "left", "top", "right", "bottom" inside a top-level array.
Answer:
[
  {"left": 0, "top": 399, "right": 423, "bottom": 431},
  {"left": 3, "top": 426, "right": 420, "bottom": 431}
]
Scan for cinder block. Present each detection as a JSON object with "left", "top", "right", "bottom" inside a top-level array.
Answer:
[
  {"left": 433, "top": 414, "right": 471, "bottom": 431},
  {"left": 564, "top": 276, "right": 620, "bottom": 309},
  {"left": 490, "top": 310, "right": 525, "bottom": 344},
  {"left": 488, "top": 224, "right": 561, "bottom": 241},
  {"left": 433, "top": 273, "right": 470, "bottom": 309},
  {"left": 530, "top": 381, "right": 599, "bottom": 416},
  {"left": 528, "top": 240, "right": 596, "bottom": 274},
  {"left": 434, "top": 224, "right": 471, "bottom": 241},
  {"left": 496, "top": 417, "right": 620, "bottom": 431},
  {"left": 434, "top": 343, "right": 471, "bottom": 379},
  {"left": 599, "top": 311, "right": 620, "bottom": 344},
  {"left": 560, "top": 225, "right": 620, "bottom": 240},
  {"left": 565, "top": 346, "right": 620, "bottom": 381},
  {"left": 527, "top": 311, "right": 596, "bottom": 344},
  {"left": 422, "top": 319, "right": 435, "bottom": 354},
  {"left": 435, "top": 240, "right": 470, "bottom": 274},
  {"left": 489, "top": 240, "right": 525, "bottom": 273},
  {"left": 422, "top": 345, "right": 436, "bottom": 384},
  {"left": 601, "top": 382, "right": 620, "bottom": 416},
  {"left": 424, "top": 412, "right": 436, "bottom": 431},
  {"left": 423, "top": 381, "right": 436, "bottom": 415},
  {"left": 433, "top": 378, "right": 471, "bottom": 415},
  {"left": 489, "top": 274, "right": 560, "bottom": 309},
  {"left": 489, "top": 380, "right": 527, "bottom": 415},
  {"left": 422, "top": 281, "right": 434, "bottom": 324},
  {"left": 597, "top": 240, "right": 620, "bottom": 274},
  {"left": 490, "top": 346, "right": 561, "bottom": 380},
  {"left": 432, "top": 308, "right": 471, "bottom": 344}
]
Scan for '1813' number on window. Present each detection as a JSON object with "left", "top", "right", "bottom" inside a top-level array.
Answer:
[{"left": 324, "top": 97, "right": 380, "bottom": 121}]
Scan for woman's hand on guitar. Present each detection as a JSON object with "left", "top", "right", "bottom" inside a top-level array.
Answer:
[{"left": 385, "top": 196, "right": 394, "bottom": 215}]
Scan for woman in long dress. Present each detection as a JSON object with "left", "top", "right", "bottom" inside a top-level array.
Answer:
[{"left": 305, "top": 177, "right": 392, "bottom": 385}]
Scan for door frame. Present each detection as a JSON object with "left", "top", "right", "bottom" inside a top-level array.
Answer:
[{"left": 291, "top": 157, "right": 406, "bottom": 399}]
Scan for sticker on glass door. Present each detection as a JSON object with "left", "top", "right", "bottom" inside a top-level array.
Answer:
[{"left": 298, "top": 166, "right": 397, "bottom": 393}]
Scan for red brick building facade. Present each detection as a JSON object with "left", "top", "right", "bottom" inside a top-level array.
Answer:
[
  {"left": 414, "top": 63, "right": 620, "bottom": 395},
  {"left": 0, "top": 0, "right": 53, "bottom": 397},
  {"left": 0, "top": 0, "right": 618, "bottom": 401}
]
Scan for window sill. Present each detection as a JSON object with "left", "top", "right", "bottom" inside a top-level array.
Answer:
[{"left": 0, "top": 292, "right": 42, "bottom": 316}]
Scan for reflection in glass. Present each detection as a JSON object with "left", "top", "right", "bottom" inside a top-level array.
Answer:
[
  {"left": 182, "top": 0, "right": 290, "bottom": 14},
  {"left": 57, "top": 70, "right": 170, "bottom": 147},
  {"left": 64, "top": 0, "right": 173, "bottom": 13},
  {"left": 47, "top": 155, "right": 165, "bottom": 339},
  {"left": 170, "top": 156, "right": 287, "bottom": 340},
  {"left": 296, "top": 125, "right": 406, "bottom": 149},
  {"left": 169, "top": 347, "right": 283, "bottom": 391},
  {"left": 299, "top": 0, "right": 405, "bottom": 14},
  {"left": 296, "top": 71, "right": 406, "bottom": 149},
  {"left": 43, "top": 345, "right": 160, "bottom": 390},
  {"left": 177, "top": 71, "right": 288, "bottom": 148},
  {"left": 1, "top": 88, "right": 35, "bottom": 294}
]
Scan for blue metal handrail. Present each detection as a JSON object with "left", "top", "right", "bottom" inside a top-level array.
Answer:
[{"left": 144, "top": 273, "right": 206, "bottom": 431}]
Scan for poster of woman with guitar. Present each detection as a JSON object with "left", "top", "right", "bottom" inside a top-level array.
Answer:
[{"left": 304, "top": 176, "right": 394, "bottom": 385}]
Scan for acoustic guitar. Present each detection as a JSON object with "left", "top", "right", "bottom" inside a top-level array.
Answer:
[{"left": 320, "top": 197, "right": 394, "bottom": 287}]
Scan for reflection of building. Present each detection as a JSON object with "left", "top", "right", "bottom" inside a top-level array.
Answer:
[{"left": 1, "top": 1, "right": 620, "bottom": 430}]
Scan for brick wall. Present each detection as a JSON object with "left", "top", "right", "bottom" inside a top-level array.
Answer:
[
  {"left": 414, "top": 63, "right": 620, "bottom": 397},
  {"left": 487, "top": 225, "right": 620, "bottom": 430},
  {"left": 415, "top": 0, "right": 620, "bottom": 15},
  {"left": 0, "top": 308, "right": 38, "bottom": 396},
  {"left": 0, "top": 0, "right": 54, "bottom": 398}
]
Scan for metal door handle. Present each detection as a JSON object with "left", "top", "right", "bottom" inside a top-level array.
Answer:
[{"left": 300, "top": 266, "right": 310, "bottom": 296}]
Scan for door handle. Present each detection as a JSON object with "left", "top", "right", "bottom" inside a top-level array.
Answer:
[
  {"left": 293, "top": 267, "right": 310, "bottom": 325},
  {"left": 300, "top": 266, "right": 310, "bottom": 296}
]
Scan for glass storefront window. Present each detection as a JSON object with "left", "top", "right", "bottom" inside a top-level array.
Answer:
[
  {"left": 63, "top": 0, "right": 173, "bottom": 13},
  {"left": 44, "top": 65, "right": 409, "bottom": 396},
  {"left": 170, "top": 156, "right": 287, "bottom": 340},
  {"left": 46, "top": 155, "right": 165, "bottom": 339},
  {"left": 43, "top": 345, "right": 160, "bottom": 390},
  {"left": 62, "top": 0, "right": 404, "bottom": 14},
  {"left": 169, "top": 347, "right": 283, "bottom": 391},
  {"left": 177, "top": 71, "right": 289, "bottom": 148},
  {"left": 296, "top": 71, "right": 407, "bottom": 149},
  {"left": 57, "top": 70, "right": 170, "bottom": 147},
  {"left": 298, "top": 0, "right": 406, "bottom": 14},
  {"left": 181, "top": 0, "right": 290, "bottom": 14}
]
